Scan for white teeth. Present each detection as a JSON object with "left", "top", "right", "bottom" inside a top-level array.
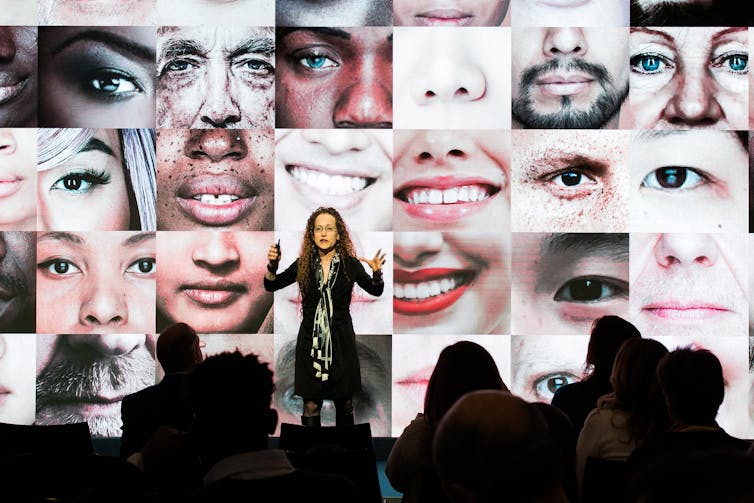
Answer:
[
  {"left": 195, "top": 194, "right": 239, "bottom": 205},
  {"left": 405, "top": 185, "right": 490, "bottom": 205},
  {"left": 394, "top": 277, "right": 461, "bottom": 300},
  {"left": 290, "top": 166, "right": 369, "bottom": 195}
]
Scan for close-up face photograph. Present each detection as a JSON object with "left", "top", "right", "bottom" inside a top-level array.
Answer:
[
  {"left": 36, "top": 231, "right": 156, "bottom": 334},
  {"left": 157, "top": 26, "right": 275, "bottom": 129},
  {"left": 511, "top": 27, "right": 629, "bottom": 129},
  {"left": 630, "top": 0, "right": 747, "bottom": 27},
  {"left": 510, "top": 335, "right": 589, "bottom": 403},
  {"left": 38, "top": 27, "right": 156, "bottom": 128},
  {"left": 630, "top": 233, "right": 748, "bottom": 339},
  {"left": 393, "top": 231, "right": 510, "bottom": 335},
  {"left": 158, "top": 0, "right": 274, "bottom": 26},
  {"left": 630, "top": 130, "right": 749, "bottom": 232},
  {"left": 273, "top": 334, "right": 391, "bottom": 436},
  {"left": 393, "top": 0, "right": 510, "bottom": 26},
  {"left": 275, "top": 129, "right": 392, "bottom": 232},
  {"left": 39, "top": 0, "right": 156, "bottom": 25},
  {"left": 273, "top": 231, "right": 394, "bottom": 335},
  {"left": 37, "top": 128, "right": 156, "bottom": 232},
  {"left": 156, "top": 231, "right": 273, "bottom": 334},
  {"left": 0, "top": 27, "right": 37, "bottom": 127},
  {"left": 0, "top": 232, "right": 35, "bottom": 333},
  {"left": 0, "top": 334, "right": 35, "bottom": 425},
  {"left": 276, "top": 27, "right": 393, "bottom": 129},
  {"left": 511, "top": 233, "right": 630, "bottom": 336},
  {"left": 394, "top": 27, "right": 510, "bottom": 130},
  {"left": 511, "top": 0, "right": 629, "bottom": 26},
  {"left": 0, "top": 1, "right": 37, "bottom": 25},
  {"left": 393, "top": 130, "right": 510, "bottom": 232},
  {"left": 277, "top": 0, "right": 392, "bottom": 26},
  {"left": 157, "top": 129, "right": 274, "bottom": 231},
  {"left": 627, "top": 26, "right": 749, "bottom": 130},
  {"left": 512, "top": 130, "right": 629, "bottom": 232},
  {"left": 0, "top": 129, "right": 37, "bottom": 231},
  {"left": 36, "top": 334, "right": 156, "bottom": 438}
]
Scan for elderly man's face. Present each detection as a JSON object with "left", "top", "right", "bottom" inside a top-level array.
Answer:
[
  {"left": 630, "top": 233, "right": 748, "bottom": 339},
  {"left": 156, "top": 26, "right": 275, "bottom": 129},
  {"left": 36, "top": 334, "right": 156, "bottom": 437},
  {"left": 627, "top": 27, "right": 748, "bottom": 129},
  {"left": 157, "top": 129, "right": 274, "bottom": 230},
  {"left": 0, "top": 232, "right": 35, "bottom": 332},
  {"left": 511, "top": 27, "right": 629, "bottom": 129},
  {"left": 276, "top": 27, "right": 393, "bottom": 129}
]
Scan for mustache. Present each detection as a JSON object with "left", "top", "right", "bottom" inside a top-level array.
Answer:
[
  {"left": 519, "top": 58, "right": 613, "bottom": 91},
  {"left": 36, "top": 348, "right": 155, "bottom": 405}
]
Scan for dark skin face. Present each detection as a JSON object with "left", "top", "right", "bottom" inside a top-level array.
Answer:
[
  {"left": 156, "top": 129, "right": 274, "bottom": 230},
  {"left": 276, "top": 27, "right": 393, "bottom": 129},
  {"left": 0, "top": 232, "right": 35, "bottom": 332},
  {"left": 0, "top": 27, "right": 37, "bottom": 127}
]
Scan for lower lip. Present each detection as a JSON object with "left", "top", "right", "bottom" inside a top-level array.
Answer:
[
  {"left": 643, "top": 307, "right": 730, "bottom": 321},
  {"left": 538, "top": 81, "right": 592, "bottom": 97},
  {"left": 183, "top": 289, "right": 242, "bottom": 306},
  {"left": 393, "top": 284, "right": 469, "bottom": 315},
  {"left": 0, "top": 78, "right": 27, "bottom": 105},
  {"left": 177, "top": 197, "right": 254, "bottom": 226},
  {"left": 0, "top": 179, "right": 22, "bottom": 198},
  {"left": 398, "top": 197, "right": 494, "bottom": 223},
  {"left": 415, "top": 15, "right": 472, "bottom": 26}
]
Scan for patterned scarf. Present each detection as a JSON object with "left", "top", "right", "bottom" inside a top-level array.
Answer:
[{"left": 311, "top": 252, "right": 340, "bottom": 382}]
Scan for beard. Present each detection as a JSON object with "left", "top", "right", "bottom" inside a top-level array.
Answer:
[
  {"left": 512, "top": 58, "right": 629, "bottom": 129},
  {"left": 630, "top": 0, "right": 745, "bottom": 26},
  {"left": 36, "top": 345, "right": 155, "bottom": 437}
]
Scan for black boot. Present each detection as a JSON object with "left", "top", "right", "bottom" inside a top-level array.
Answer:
[{"left": 301, "top": 415, "right": 321, "bottom": 427}]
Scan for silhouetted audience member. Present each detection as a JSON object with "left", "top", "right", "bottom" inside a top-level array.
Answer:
[
  {"left": 386, "top": 341, "right": 508, "bottom": 503},
  {"left": 434, "top": 390, "right": 568, "bottom": 503},
  {"left": 576, "top": 338, "right": 668, "bottom": 490},
  {"left": 552, "top": 315, "right": 641, "bottom": 433},
  {"left": 121, "top": 322, "right": 202, "bottom": 458},
  {"left": 189, "top": 351, "right": 362, "bottom": 502},
  {"left": 531, "top": 403, "right": 578, "bottom": 503},
  {"left": 629, "top": 347, "right": 751, "bottom": 470}
]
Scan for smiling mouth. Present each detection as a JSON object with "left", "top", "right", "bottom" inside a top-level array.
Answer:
[
  {"left": 176, "top": 175, "right": 255, "bottom": 226},
  {"left": 398, "top": 185, "right": 495, "bottom": 205},
  {"left": 287, "top": 165, "right": 376, "bottom": 196},
  {"left": 394, "top": 177, "right": 500, "bottom": 222},
  {"left": 393, "top": 268, "right": 476, "bottom": 315}
]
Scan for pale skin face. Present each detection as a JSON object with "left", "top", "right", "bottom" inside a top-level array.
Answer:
[
  {"left": 157, "top": 0, "right": 274, "bottom": 26},
  {"left": 511, "top": 233, "right": 630, "bottom": 335},
  {"left": 156, "top": 26, "right": 275, "bottom": 129},
  {"left": 0, "top": 334, "right": 35, "bottom": 425},
  {"left": 39, "top": 0, "right": 156, "bottom": 25},
  {"left": 0, "top": 129, "right": 36, "bottom": 230},
  {"left": 38, "top": 27, "right": 156, "bottom": 128},
  {"left": 0, "top": 0, "right": 37, "bottom": 25},
  {"left": 629, "top": 131, "right": 748, "bottom": 233},
  {"left": 36, "top": 231, "right": 156, "bottom": 334},
  {"left": 627, "top": 27, "right": 749, "bottom": 130},
  {"left": 393, "top": 130, "right": 510, "bottom": 232},
  {"left": 393, "top": 0, "right": 510, "bottom": 26},
  {"left": 630, "top": 233, "right": 748, "bottom": 339},
  {"left": 156, "top": 231, "right": 273, "bottom": 333},
  {"left": 511, "top": 27, "right": 629, "bottom": 129},
  {"left": 157, "top": 129, "right": 274, "bottom": 231},
  {"left": 37, "top": 130, "right": 131, "bottom": 232},
  {"left": 275, "top": 129, "right": 393, "bottom": 232},
  {"left": 511, "top": 0, "right": 629, "bottom": 26},
  {"left": 394, "top": 27, "right": 511, "bottom": 130},
  {"left": 393, "top": 231, "right": 510, "bottom": 335},
  {"left": 511, "top": 130, "right": 629, "bottom": 232}
]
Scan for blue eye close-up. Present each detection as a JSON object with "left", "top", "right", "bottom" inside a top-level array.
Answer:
[
  {"left": 630, "top": 54, "right": 670, "bottom": 75},
  {"left": 726, "top": 54, "right": 748, "bottom": 72},
  {"left": 534, "top": 372, "right": 579, "bottom": 400},
  {"left": 640, "top": 56, "right": 661, "bottom": 73},
  {"left": 642, "top": 166, "right": 705, "bottom": 191}
]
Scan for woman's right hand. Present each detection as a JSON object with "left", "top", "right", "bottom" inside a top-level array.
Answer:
[{"left": 268, "top": 242, "right": 281, "bottom": 264}]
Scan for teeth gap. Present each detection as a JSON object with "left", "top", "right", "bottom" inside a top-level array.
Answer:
[
  {"left": 195, "top": 194, "right": 240, "bottom": 205},
  {"left": 287, "top": 166, "right": 374, "bottom": 195},
  {"left": 394, "top": 274, "right": 470, "bottom": 300}
]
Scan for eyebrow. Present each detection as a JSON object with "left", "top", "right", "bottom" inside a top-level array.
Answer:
[
  {"left": 39, "top": 232, "right": 83, "bottom": 245},
  {"left": 79, "top": 138, "right": 116, "bottom": 157},
  {"left": 279, "top": 27, "right": 352, "bottom": 41},
  {"left": 541, "top": 233, "right": 629, "bottom": 262},
  {"left": 158, "top": 38, "right": 207, "bottom": 61},
  {"left": 50, "top": 30, "right": 155, "bottom": 61},
  {"left": 711, "top": 27, "right": 747, "bottom": 42},
  {"left": 630, "top": 27, "right": 675, "bottom": 44},
  {"left": 123, "top": 232, "right": 155, "bottom": 247},
  {"left": 228, "top": 37, "right": 275, "bottom": 60}
]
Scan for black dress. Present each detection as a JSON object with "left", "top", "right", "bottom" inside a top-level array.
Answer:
[{"left": 264, "top": 255, "right": 384, "bottom": 400}]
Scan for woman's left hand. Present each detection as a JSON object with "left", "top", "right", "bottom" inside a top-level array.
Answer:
[{"left": 360, "top": 249, "right": 386, "bottom": 272}]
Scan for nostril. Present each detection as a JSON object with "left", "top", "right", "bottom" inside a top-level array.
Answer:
[
  {"left": 455, "top": 88, "right": 468, "bottom": 97},
  {"left": 418, "top": 151, "right": 432, "bottom": 161},
  {"left": 425, "top": 90, "right": 435, "bottom": 98},
  {"left": 448, "top": 149, "right": 464, "bottom": 158}
]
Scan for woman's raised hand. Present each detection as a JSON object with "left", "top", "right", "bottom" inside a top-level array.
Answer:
[{"left": 359, "top": 249, "right": 386, "bottom": 272}]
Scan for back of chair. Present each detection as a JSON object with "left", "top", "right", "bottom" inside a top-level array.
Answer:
[
  {"left": 581, "top": 456, "right": 627, "bottom": 503},
  {"left": 0, "top": 422, "right": 93, "bottom": 457}
]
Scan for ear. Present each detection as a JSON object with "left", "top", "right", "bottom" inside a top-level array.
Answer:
[{"left": 266, "top": 408, "right": 278, "bottom": 435}]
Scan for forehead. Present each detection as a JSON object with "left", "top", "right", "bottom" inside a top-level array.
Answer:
[
  {"left": 630, "top": 26, "right": 747, "bottom": 47},
  {"left": 314, "top": 213, "right": 337, "bottom": 227},
  {"left": 158, "top": 26, "right": 274, "bottom": 48}
]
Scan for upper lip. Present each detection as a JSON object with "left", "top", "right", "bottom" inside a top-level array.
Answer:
[
  {"left": 181, "top": 280, "right": 248, "bottom": 293},
  {"left": 416, "top": 9, "right": 471, "bottom": 19},
  {"left": 394, "top": 267, "right": 474, "bottom": 283},
  {"left": 537, "top": 74, "right": 594, "bottom": 85},
  {"left": 642, "top": 301, "right": 730, "bottom": 311}
]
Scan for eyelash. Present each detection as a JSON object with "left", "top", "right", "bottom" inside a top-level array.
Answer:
[
  {"left": 289, "top": 47, "right": 341, "bottom": 73},
  {"left": 38, "top": 258, "right": 81, "bottom": 277},
  {"left": 630, "top": 53, "right": 675, "bottom": 75},
  {"left": 126, "top": 257, "right": 156, "bottom": 275},
  {"left": 641, "top": 166, "right": 709, "bottom": 191},
  {"left": 712, "top": 51, "right": 748, "bottom": 74},
  {"left": 553, "top": 275, "right": 628, "bottom": 303},
  {"left": 533, "top": 372, "right": 579, "bottom": 401},
  {"left": 234, "top": 57, "right": 275, "bottom": 76},
  {"left": 82, "top": 68, "right": 143, "bottom": 100},
  {"left": 50, "top": 169, "right": 111, "bottom": 195}
]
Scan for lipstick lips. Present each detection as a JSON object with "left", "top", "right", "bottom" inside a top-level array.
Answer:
[
  {"left": 393, "top": 267, "right": 476, "bottom": 315},
  {"left": 415, "top": 9, "right": 473, "bottom": 26},
  {"left": 536, "top": 74, "right": 594, "bottom": 97},
  {"left": 181, "top": 279, "right": 248, "bottom": 308},
  {"left": 394, "top": 176, "right": 500, "bottom": 222},
  {"left": 642, "top": 302, "right": 732, "bottom": 321},
  {"left": 176, "top": 175, "right": 256, "bottom": 226}
]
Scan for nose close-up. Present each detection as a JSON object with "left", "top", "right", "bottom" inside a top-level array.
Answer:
[
  {"left": 410, "top": 60, "right": 486, "bottom": 105},
  {"left": 333, "top": 79, "right": 393, "bottom": 128},
  {"left": 661, "top": 72, "right": 724, "bottom": 127}
]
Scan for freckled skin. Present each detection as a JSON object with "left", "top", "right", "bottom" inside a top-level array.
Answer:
[{"left": 511, "top": 130, "right": 630, "bottom": 232}]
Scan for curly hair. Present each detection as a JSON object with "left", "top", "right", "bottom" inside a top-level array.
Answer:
[{"left": 296, "top": 207, "right": 357, "bottom": 295}]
